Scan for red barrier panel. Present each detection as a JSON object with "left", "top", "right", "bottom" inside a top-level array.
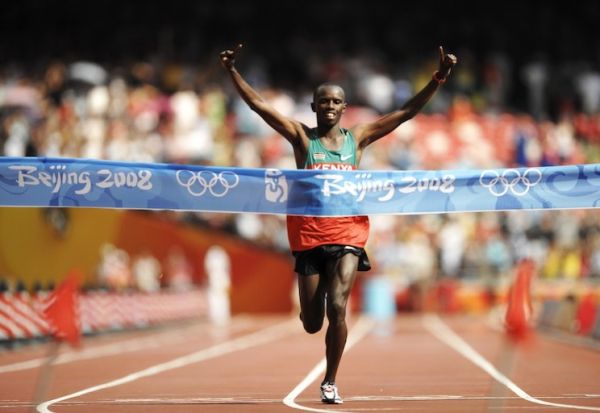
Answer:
[
  {"left": 0, "top": 289, "right": 207, "bottom": 342},
  {"left": 505, "top": 259, "right": 535, "bottom": 340},
  {"left": 575, "top": 293, "right": 598, "bottom": 336}
]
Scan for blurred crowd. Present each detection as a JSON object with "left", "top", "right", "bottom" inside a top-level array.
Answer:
[
  {"left": 95, "top": 243, "right": 195, "bottom": 293},
  {"left": 2, "top": 43, "right": 600, "bottom": 290}
]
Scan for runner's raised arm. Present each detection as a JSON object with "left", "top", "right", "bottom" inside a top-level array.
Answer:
[
  {"left": 352, "top": 46, "right": 457, "bottom": 149},
  {"left": 220, "top": 44, "right": 308, "bottom": 152}
]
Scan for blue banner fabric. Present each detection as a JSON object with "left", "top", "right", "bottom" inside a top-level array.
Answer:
[{"left": 1, "top": 157, "right": 600, "bottom": 216}]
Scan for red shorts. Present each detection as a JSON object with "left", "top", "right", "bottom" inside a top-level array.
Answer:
[{"left": 286, "top": 215, "right": 370, "bottom": 251}]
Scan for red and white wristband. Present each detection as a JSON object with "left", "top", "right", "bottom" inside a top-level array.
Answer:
[{"left": 432, "top": 70, "right": 447, "bottom": 85}]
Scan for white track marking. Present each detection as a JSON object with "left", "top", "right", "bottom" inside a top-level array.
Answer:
[
  {"left": 423, "top": 314, "right": 600, "bottom": 412},
  {"left": 36, "top": 318, "right": 298, "bottom": 413},
  {"left": 283, "top": 316, "right": 375, "bottom": 413},
  {"left": 5, "top": 393, "right": 600, "bottom": 409},
  {"left": 0, "top": 318, "right": 255, "bottom": 374},
  {"left": 0, "top": 334, "right": 184, "bottom": 374},
  {"left": 349, "top": 395, "right": 600, "bottom": 401}
]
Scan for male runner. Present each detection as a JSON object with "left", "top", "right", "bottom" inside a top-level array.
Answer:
[{"left": 221, "top": 44, "right": 457, "bottom": 404}]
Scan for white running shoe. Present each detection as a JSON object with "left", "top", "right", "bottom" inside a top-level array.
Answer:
[{"left": 320, "top": 382, "right": 343, "bottom": 404}]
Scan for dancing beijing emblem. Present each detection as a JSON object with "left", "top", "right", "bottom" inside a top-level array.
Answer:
[{"left": 264, "top": 169, "right": 288, "bottom": 203}]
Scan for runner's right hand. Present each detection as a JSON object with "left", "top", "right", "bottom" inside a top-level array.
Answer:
[{"left": 220, "top": 44, "right": 243, "bottom": 70}]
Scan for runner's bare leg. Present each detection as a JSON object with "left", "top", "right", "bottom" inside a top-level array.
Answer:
[
  {"left": 323, "top": 253, "right": 359, "bottom": 383},
  {"left": 298, "top": 273, "right": 327, "bottom": 334}
]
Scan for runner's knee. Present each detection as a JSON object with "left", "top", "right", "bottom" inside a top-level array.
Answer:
[
  {"left": 326, "top": 296, "right": 348, "bottom": 325},
  {"left": 302, "top": 317, "right": 324, "bottom": 334}
]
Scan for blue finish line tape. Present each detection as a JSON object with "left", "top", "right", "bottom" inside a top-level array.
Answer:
[{"left": 1, "top": 157, "right": 600, "bottom": 216}]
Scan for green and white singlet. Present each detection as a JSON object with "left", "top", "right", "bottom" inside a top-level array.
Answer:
[{"left": 286, "top": 128, "right": 370, "bottom": 251}]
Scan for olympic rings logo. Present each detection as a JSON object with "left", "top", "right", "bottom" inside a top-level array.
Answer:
[
  {"left": 176, "top": 170, "right": 239, "bottom": 197},
  {"left": 479, "top": 168, "right": 542, "bottom": 196}
]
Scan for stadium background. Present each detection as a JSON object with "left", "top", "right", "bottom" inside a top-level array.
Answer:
[{"left": 1, "top": 0, "right": 600, "bottom": 325}]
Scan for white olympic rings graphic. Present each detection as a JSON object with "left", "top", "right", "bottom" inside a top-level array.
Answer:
[
  {"left": 176, "top": 170, "right": 240, "bottom": 197},
  {"left": 479, "top": 168, "right": 542, "bottom": 196}
]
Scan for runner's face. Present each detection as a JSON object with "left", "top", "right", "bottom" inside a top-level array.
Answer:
[{"left": 312, "top": 86, "right": 346, "bottom": 126}]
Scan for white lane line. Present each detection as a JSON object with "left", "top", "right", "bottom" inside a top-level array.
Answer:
[
  {"left": 349, "top": 395, "right": 600, "bottom": 401},
  {"left": 36, "top": 318, "right": 298, "bottom": 413},
  {"left": 283, "top": 316, "right": 375, "bottom": 413},
  {"left": 0, "top": 334, "right": 183, "bottom": 374},
  {"left": 0, "top": 318, "right": 255, "bottom": 374},
  {"left": 6, "top": 393, "right": 600, "bottom": 409},
  {"left": 423, "top": 314, "right": 600, "bottom": 412}
]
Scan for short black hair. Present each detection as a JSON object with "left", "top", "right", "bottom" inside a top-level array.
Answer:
[{"left": 313, "top": 83, "right": 346, "bottom": 102}]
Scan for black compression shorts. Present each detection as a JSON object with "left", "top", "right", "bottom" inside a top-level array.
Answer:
[{"left": 292, "top": 244, "right": 371, "bottom": 276}]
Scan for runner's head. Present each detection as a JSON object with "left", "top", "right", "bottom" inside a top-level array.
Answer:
[{"left": 311, "top": 84, "right": 347, "bottom": 127}]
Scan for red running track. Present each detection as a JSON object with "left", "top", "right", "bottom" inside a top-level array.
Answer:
[{"left": 1, "top": 313, "right": 599, "bottom": 413}]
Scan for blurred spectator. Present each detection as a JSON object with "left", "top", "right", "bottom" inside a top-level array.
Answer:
[
  {"left": 521, "top": 54, "right": 550, "bottom": 120},
  {"left": 438, "top": 215, "right": 468, "bottom": 278},
  {"left": 575, "top": 67, "right": 600, "bottom": 115},
  {"left": 96, "top": 243, "right": 132, "bottom": 291},
  {"left": 165, "top": 246, "right": 194, "bottom": 291},
  {"left": 132, "top": 251, "right": 162, "bottom": 293},
  {"left": 204, "top": 245, "right": 231, "bottom": 325}
]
